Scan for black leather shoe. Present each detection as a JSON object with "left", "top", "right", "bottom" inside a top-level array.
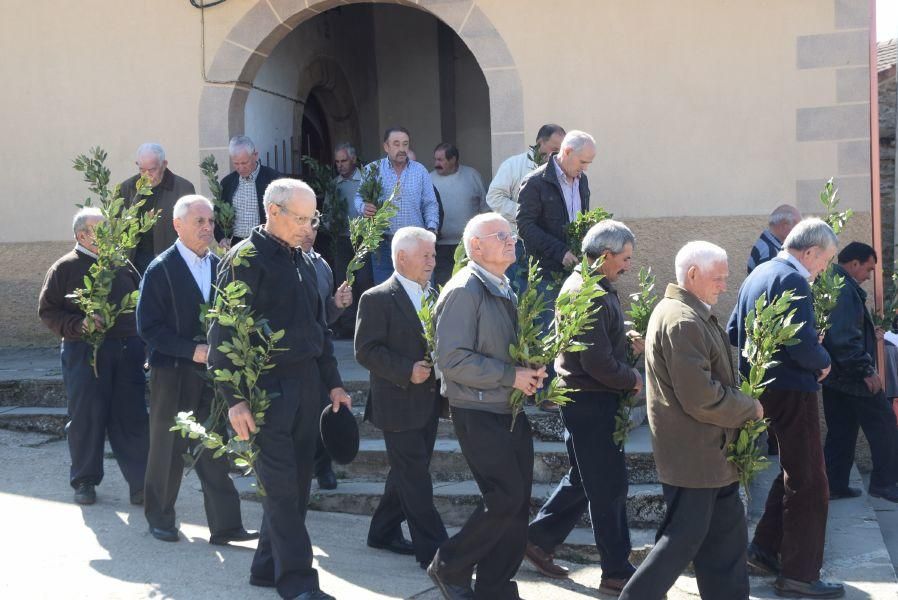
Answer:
[
  {"left": 293, "top": 590, "right": 336, "bottom": 600},
  {"left": 74, "top": 483, "right": 96, "bottom": 505},
  {"left": 774, "top": 577, "right": 845, "bottom": 598},
  {"left": 869, "top": 484, "right": 898, "bottom": 503},
  {"left": 149, "top": 526, "right": 179, "bottom": 542},
  {"left": 367, "top": 535, "right": 415, "bottom": 555},
  {"left": 829, "top": 486, "right": 862, "bottom": 500},
  {"left": 747, "top": 542, "right": 781, "bottom": 576},
  {"left": 249, "top": 574, "right": 275, "bottom": 588},
  {"left": 317, "top": 470, "right": 338, "bottom": 490},
  {"left": 426, "top": 556, "right": 475, "bottom": 600},
  {"left": 130, "top": 489, "right": 144, "bottom": 505},
  {"left": 209, "top": 528, "right": 260, "bottom": 545}
]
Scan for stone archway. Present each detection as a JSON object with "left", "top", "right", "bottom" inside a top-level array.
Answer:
[{"left": 198, "top": 0, "right": 524, "bottom": 180}]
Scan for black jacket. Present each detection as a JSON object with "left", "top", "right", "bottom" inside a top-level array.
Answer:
[
  {"left": 208, "top": 227, "right": 342, "bottom": 407},
  {"left": 216, "top": 165, "right": 282, "bottom": 241},
  {"left": 516, "top": 153, "right": 591, "bottom": 273},
  {"left": 822, "top": 263, "right": 878, "bottom": 396},
  {"left": 354, "top": 275, "right": 441, "bottom": 431},
  {"left": 137, "top": 243, "right": 218, "bottom": 369}
]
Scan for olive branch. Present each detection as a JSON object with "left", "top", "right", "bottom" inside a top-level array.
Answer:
[
  {"left": 812, "top": 178, "right": 850, "bottom": 337},
  {"left": 345, "top": 180, "right": 400, "bottom": 286},
  {"left": 567, "top": 207, "right": 614, "bottom": 261},
  {"left": 527, "top": 143, "right": 548, "bottom": 167},
  {"left": 301, "top": 156, "right": 344, "bottom": 241},
  {"left": 200, "top": 155, "right": 234, "bottom": 242}
]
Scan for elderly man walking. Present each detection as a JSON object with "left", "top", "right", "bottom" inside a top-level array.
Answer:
[
  {"left": 525, "top": 220, "right": 642, "bottom": 593},
  {"left": 355, "top": 226, "right": 448, "bottom": 569},
  {"left": 619, "top": 241, "right": 762, "bottom": 600},
  {"left": 39, "top": 207, "right": 149, "bottom": 506},
  {"left": 747, "top": 204, "right": 802, "bottom": 274},
  {"left": 120, "top": 142, "right": 196, "bottom": 275},
  {"left": 137, "top": 195, "right": 257, "bottom": 544},
  {"left": 427, "top": 213, "right": 546, "bottom": 600},
  {"left": 209, "top": 178, "right": 352, "bottom": 600},
  {"left": 728, "top": 218, "right": 843, "bottom": 598}
]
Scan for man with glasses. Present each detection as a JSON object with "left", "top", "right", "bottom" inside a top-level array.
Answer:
[
  {"left": 209, "top": 178, "right": 352, "bottom": 600},
  {"left": 120, "top": 142, "right": 196, "bottom": 275}
]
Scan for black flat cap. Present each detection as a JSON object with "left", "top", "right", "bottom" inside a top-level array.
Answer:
[{"left": 319, "top": 404, "right": 359, "bottom": 465}]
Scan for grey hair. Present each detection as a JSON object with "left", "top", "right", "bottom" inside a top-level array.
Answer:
[
  {"left": 769, "top": 204, "right": 801, "bottom": 227},
  {"left": 391, "top": 226, "right": 436, "bottom": 263},
  {"left": 560, "top": 130, "right": 596, "bottom": 154},
  {"left": 674, "top": 241, "right": 728, "bottom": 285},
  {"left": 263, "top": 178, "right": 316, "bottom": 209},
  {"left": 228, "top": 135, "right": 256, "bottom": 156},
  {"left": 334, "top": 142, "right": 357, "bottom": 160},
  {"left": 173, "top": 194, "right": 214, "bottom": 220},
  {"left": 782, "top": 218, "right": 838, "bottom": 252},
  {"left": 462, "top": 213, "right": 511, "bottom": 258},
  {"left": 582, "top": 219, "right": 635, "bottom": 258},
  {"left": 72, "top": 207, "right": 104, "bottom": 237},
  {"left": 136, "top": 142, "right": 165, "bottom": 164}
]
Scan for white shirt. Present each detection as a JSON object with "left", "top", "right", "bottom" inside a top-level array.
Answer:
[
  {"left": 394, "top": 271, "right": 430, "bottom": 315},
  {"left": 777, "top": 250, "right": 812, "bottom": 281},
  {"left": 176, "top": 239, "right": 212, "bottom": 302},
  {"left": 75, "top": 243, "right": 98, "bottom": 259}
]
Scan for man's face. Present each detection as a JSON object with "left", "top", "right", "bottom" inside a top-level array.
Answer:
[
  {"left": 334, "top": 149, "right": 356, "bottom": 178},
  {"left": 76, "top": 216, "right": 104, "bottom": 254},
  {"left": 268, "top": 191, "right": 317, "bottom": 247},
  {"left": 600, "top": 242, "right": 633, "bottom": 283},
  {"left": 232, "top": 149, "right": 259, "bottom": 179},
  {"left": 472, "top": 220, "right": 517, "bottom": 272},
  {"left": 298, "top": 225, "right": 318, "bottom": 254},
  {"left": 137, "top": 153, "right": 167, "bottom": 187},
  {"left": 433, "top": 149, "right": 458, "bottom": 175},
  {"left": 559, "top": 144, "right": 596, "bottom": 179},
  {"left": 173, "top": 203, "right": 214, "bottom": 254},
  {"left": 383, "top": 132, "right": 410, "bottom": 165},
  {"left": 539, "top": 132, "right": 565, "bottom": 156},
  {"left": 397, "top": 239, "right": 436, "bottom": 286},
  {"left": 686, "top": 260, "right": 729, "bottom": 306},
  {"left": 802, "top": 244, "right": 837, "bottom": 281},
  {"left": 845, "top": 256, "right": 877, "bottom": 284}
]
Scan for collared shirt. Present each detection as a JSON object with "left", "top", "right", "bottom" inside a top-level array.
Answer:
[
  {"left": 175, "top": 239, "right": 212, "bottom": 302},
  {"left": 233, "top": 161, "right": 262, "bottom": 238},
  {"left": 334, "top": 168, "right": 363, "bottom": 231},
  {"left": 354, "top": 158, "right": 440, "bottom": 234},
  {"left": 747, "top": 229, "right": 783, "bottom": 273},
  {"left": 469, "top": 260, "right": 513, "bottom": 299},
  {"left": 394, "top": 271, "right": 430, "bottom": 315},
  {"left": 777, "top": 250, "right": 812, "bottom": 281},
  {"left": 553, "top": 156, "right": 581, "bottom": 222},
  {"left": 75, "top": 243, "right": 98, "bottom": 260}
]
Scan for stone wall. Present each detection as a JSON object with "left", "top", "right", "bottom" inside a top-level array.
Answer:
[{"left": 881, "top": 66, "right": 897, "bottom": 276}]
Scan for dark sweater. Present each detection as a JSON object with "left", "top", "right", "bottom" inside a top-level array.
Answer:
[
  {"left": 38, "top": 248, "right": 139, "bottom": 341},
  {"left": 727, "top": 256, "right": 830, "bottom": 392}
]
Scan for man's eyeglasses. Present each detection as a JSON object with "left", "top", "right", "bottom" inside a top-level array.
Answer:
[
  {"left": 278, "top": 206, "right": 321, "bottom": 229},
  {"left": 477, "top": 231, "right": 518, "bottom": 243}
]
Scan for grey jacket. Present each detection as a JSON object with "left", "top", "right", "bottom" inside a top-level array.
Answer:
[{"left": 434, "top": 265, "right": 518, "bottom": 413}]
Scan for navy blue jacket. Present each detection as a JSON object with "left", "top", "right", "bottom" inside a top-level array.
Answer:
[
  {"left": 137, "top": 244, "right": 218, "bottom": 368},
  {"left": 727, "top": 256, "right": 830, "bottom": 392},
  {"left": 822, "top": 263, "right": 877, "bottom": 396}
]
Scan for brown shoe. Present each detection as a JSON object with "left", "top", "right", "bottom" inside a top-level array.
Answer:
[
  {"left": 524, "top": 542, "right": 569, "bottom": 579},
  {"left": 599, "top": 576, "right": 629, "bottom": 596}
]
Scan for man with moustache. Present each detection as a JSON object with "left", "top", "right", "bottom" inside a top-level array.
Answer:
[
  {"left": 137, "top": 194, "right": 256, "bottom": 544},
  {"left": 526, "top": 220, "right": 643, "bottom": 594},
  {"left": 355, "top": 226, "right": 448, "bottom": 569}
]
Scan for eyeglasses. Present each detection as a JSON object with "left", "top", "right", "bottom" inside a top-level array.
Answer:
[
  {"left": 477, "top": 231, "right": 518, "bottom": 243},
  {"left": 278, "top": 206, "right": 321, "bottom": 229}
]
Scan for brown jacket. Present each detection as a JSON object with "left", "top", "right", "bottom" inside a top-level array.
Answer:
[{"left": 645, "top": 284, "right": 757, "bottom": 488}]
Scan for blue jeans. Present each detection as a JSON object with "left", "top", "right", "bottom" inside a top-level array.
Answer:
[
  {"left": 371, "top": 238, "right": 394, "bottom": 285},
  {"left": 506, "top": 240, "right": 529, "bottom": 296}
]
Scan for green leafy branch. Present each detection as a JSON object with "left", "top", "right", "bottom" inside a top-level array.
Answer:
[
  {"left": 301, "top": 156, "right": 344, "bottom": 240},
  {"left": 567, "top": 207, "right": 614, "bottom": 261},
  {"left": 68, "top": 147, "right": 158, "bottom": 376},
  {"left": 417, "top": 290, "right": 437, "bottom": 366},
  {"left": 452, "top": 240, "right": 469, "bottom": 276},
  {"left": 527, "top": 143, "right": 548, "bottom": 167},
  {"left": 812, "top": 178, "right": 851, "bottom": 338},
  {"left": 200, "top": 155, "right": 234, "bottom": 241},
  {"left": 875, "top": 265, "right": 898, "bottom": 330},
  {"left": 819, "top": 178, "right": 853, "bottom": 235},
  {"left": 345, "top": 182, "right": 400, "bottom": 286},
  {"left": 357, "top": 161, "right": 385, "bottom": 208}
]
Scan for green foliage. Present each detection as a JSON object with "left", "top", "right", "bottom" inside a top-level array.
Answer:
[
  {"left": 417, "top": 290, "right": 437, "bottom": 366},
  {"left": 819, "top": 177, "right": 853, "bottom": 235},
  {"left": 507, "top": 257, "right": 606, "bottom": 429},
  {"left": 68, "top": 147, "right": 158, "bottom": 376},
  {"left": 301, "top": 156, "right": 344, "bottom": 240},
  {"left": 345, "top": 182, "right": 400, "bottom": 286},
  {"left": 613, "top": 267, "right": 659, "bottom": 446},
  {"left": 875, "top": 265, "right": 898, "bottom": 330},
  {"left": 451, "top": 240, "right": 469, "bottom": 276},
  {"left": 200, "top": 155, "right": 234, "bottom": 240},
  {"left": 567, "top": 206, "right": 615, "bottom": 261},
  {"left": 357, "top": 161, "right": 386, "bottom": 208},
  {"left": 527, "top": 143, "right": 548, "bottom": 167},
  {"left": 812, "top": 266, "right": 845, "bottom": 336},
  {"left": 170, "top": 246, "right": 284, "bottom": 496}
]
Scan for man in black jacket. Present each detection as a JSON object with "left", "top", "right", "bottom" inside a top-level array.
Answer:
[
  {"left": 137, "top": 195, "right": 256, "bottom": 544},
  {"left": 209, "top": 178, "right": 351, "bottom": 600},
  {"left": 216, "top": 135, "right": 282, "bottom": 248},
  {"left": 822, "top": 241, "right": 898, "bottom": 502},
  {"left": 354, "top": 226, "right": 448, "bottom": 570}
]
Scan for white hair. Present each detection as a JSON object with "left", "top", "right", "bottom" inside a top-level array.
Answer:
[
  {"left": 334, "top": 142, "right": 357, "bottom": 160},
  {"left": 582, "top": 219, "right": 635, "bottom": 257},
  {"left": 72, "top": 207, "right": 103, "bottom": 238},
  {"left": 782, "top": 218, "right": 838, "bottom": 252},
  {"left": 769, "top": 204, "right": 801, "bottom": 227},
  {"left": 560, "top": 130, "right": 596, "bottom": 154},
  {"left": 675, "top": 241, "right": 728, "bottom": 285},
  {"left": 136, "top": 142, "right": 165, "bottom": 164},
  {"left": 229, "top": 135, "right": 256, "bottom": 157},
  {"left": 462, "top": 213, "right": 511, "bottom": 258},
  {"left": 263, "top": 178, "right": 315, "bottom": 209},
  {"left": 391, "top": 226, "right": 436, "bottom": 263},
  {"left": 173, "top": 194, "right": 214, "bottom": 220}
]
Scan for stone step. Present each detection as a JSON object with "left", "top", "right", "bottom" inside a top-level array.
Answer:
[
  {"left": 236, "top": 477, "right": 666, "bottom": 528},
  {"left": 0, "top": 406, "right": 67, "bottom": 435}
]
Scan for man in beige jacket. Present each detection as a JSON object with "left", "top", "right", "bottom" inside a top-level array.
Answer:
[{"left": 619, "top": 241, "right": 762, "bottom": 600}]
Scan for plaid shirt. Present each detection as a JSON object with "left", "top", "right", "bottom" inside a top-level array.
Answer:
[
  {"left": 354, "top": 158, "right": 440, "bottom": 234},
  {"left": 233, "top": 161, "right": 261, "bottom": 238}
]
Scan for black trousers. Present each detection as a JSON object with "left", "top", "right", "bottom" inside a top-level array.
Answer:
[
  {"left": 433, "top": 244, "right": 457, "bottom": 289},
  {"left": 619, "top": 482, "right": 749, "bottom": 600},
  {"left": 250, "top": 365, "right": 322, "bottom": 599},
  {"left": 144, "top": 364, "right": 243, "bottom": 533},
  {"left": 332, "top": 234, "right": 373, "bottom": 336},
  {"left": 437, "top": 407, "right": 534, "bottom": 600},
  {"left": 823, "top": 386, "right": 898, "bottom": 490},
  {"left": 60, "top": 337, "right": 149, "bottom": 493},
  {"left": 368, "top": 408, "right": 448, "bottom": 563},
  {"left": 528, "top": 390, "right": 632, "bottom": 578},
  {"left": 313, "top": 390, "right": 333, "bottom": 477}
]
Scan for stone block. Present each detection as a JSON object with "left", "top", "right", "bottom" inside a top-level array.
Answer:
[
  {"left": 797, "top": 30, "right": 869, "bottom": 69},
  {"left": 796, "top": 175, "right": 872, "bottom": 213},
  {"left": 836, "top": 67, "right": 870, "bottom": 103},
  {"left": 227, "top": 1, "right": 292, "bottom": 55},
  {"left": 837, "top": 139, "right": 871, "bottom": 174},
  {"left": 458, "top": 6, "right": 514, "bottom": 70},
  {"left": 835, "top": 0, "right": 869, "bottom": 29},
  {"left": 198, "top": 85, "right": 250, "bottom": 149},
  {"left": 796, "top": 103, "right": 870, "bottom": 141},
  {"left": 418, "top": 0, "right": 474, "bottom": 31},
  {"left": 206, "top": 40, "right": 267, "bottom": 84},
  {"left": 483, "top": 69, "right": 524, "bottom": 134}
]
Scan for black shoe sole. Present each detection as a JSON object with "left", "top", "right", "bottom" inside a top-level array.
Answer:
[
  {"left": 367, "top": 540, "right": 416, "bottom": 555},
  {"left": 747, "top": 556, "right": 780, "bottom": 577},
  {"left": 427, "top": 568, "right": 460, "bottom": 600},
  {"left": 774, "top": 588, "right": 845, "bottom": 599},
  {"left": 249, "top": 575, "right": 275, "bottom": 588}
]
